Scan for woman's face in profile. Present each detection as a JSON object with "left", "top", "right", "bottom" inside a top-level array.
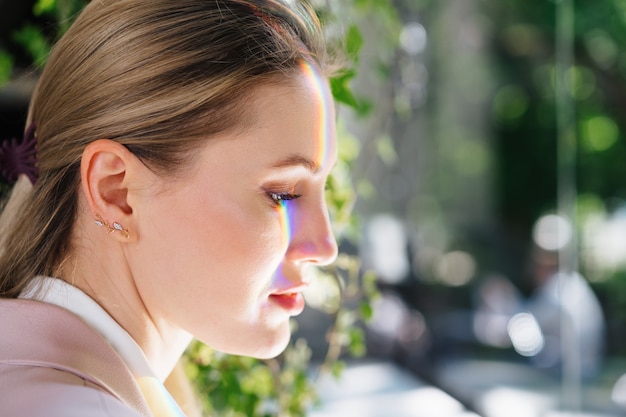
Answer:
[{"left": 128, "top": 66, "right": 338, "bottom": 358}]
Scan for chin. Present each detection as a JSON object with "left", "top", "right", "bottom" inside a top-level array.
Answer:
[
  {"left": 251, "top": 340, "right": 290, "bottom": 359},
  {"left": 231, "top": 326, "right": 293, "bottom": 359},
  {"left": 205, "top": 321, "right": 292, "bottom": 359},
  {"left": 248, "top": 329, "right": 292, "bottom": 359}
]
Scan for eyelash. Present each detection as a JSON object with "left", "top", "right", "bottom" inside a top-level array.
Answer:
[{"left": 268, "top": 192, "right": 302, "bottom": 206}]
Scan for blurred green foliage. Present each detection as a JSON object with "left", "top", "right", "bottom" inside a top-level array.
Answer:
[
  {"left": 484, "top": 0, "right": 626, "bottom": 356},
  {"left": 487, "top": 0, "right": 626, "bottom": 236},
  {"left": 12, "top": 24, "right": 51, "bottom": 68},
  {"left": 0, "top": 51, "right": 13, "bottom": 85}
]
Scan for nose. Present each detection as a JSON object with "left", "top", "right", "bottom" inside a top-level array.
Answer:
[{"left": 286, "top": 201, "right": 338, "bottom": 266}]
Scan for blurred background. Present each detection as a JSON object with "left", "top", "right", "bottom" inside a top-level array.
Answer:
[
  {"left": 306, "top": 0, "right": 626, "bottom": 416},
  {"left": 2, "top": 0, "right": 626, "bottom": 416}
]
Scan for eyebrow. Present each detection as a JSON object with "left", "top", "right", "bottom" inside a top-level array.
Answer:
[{"left": 271, "top": 154, "right": 321, "bottom": 173}]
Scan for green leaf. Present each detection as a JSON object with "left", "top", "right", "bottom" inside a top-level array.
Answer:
[
  {"left": 330, "top": 70, "right": 359, "bottom": 108},
  {"left": 376, "top": 134, "right": 399, "bottom": 165},
  {"left": 359, "top": 301, "right": 374, "bottom": 321},
  {"left": 348, "top": 327, "right": 366, "bottom": 357},
  {"left": 330, "top": 360, "right": 346, "bottom": 379},
  {"left": 241, "top": 366, "right": 274, "bottom": 397},
  {"left": 33, "top": 0, "right": 56, "bottom": 16},
  {"left": 0, "top": 51, "right": 14, "bottom": 86},
  {"left": 362, "top": 271, "right": 378, "bottom": 293},
  {"left": 13, "top": 24, "right": 52, "bottom": 68},
  {"left": 345, "top": 24, "right": 364, "bottom": 62}
]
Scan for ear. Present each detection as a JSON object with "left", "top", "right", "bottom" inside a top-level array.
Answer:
[{"left": 80, "top": 139, "right": 143, "bottom": 241}]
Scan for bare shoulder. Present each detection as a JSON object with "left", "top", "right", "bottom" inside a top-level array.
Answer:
[{"left": 0, "top": 364, "right": 146, "bottom": 417}]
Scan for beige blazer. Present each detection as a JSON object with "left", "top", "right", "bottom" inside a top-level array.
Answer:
[{"left": 0, "top": 298, "right": 152, "bottom": 417}]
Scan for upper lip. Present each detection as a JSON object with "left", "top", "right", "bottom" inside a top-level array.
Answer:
[{"left": 269, "top": 282, "right": 309, "bottom": 295}]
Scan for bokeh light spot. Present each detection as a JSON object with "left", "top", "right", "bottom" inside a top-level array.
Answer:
[
  {"left": 581, "top": 115, "right": 619, "bottom": 152},
  {"left": 493, "top": 85, "right": 529, "bottom": 122},
  {"left": 400, "top": 22, "right": 427, "bottom": 55},
  {"left": 435, "top": 251, "right": 476, "bottom": 286},
  {"left": 507, "top": 312, "right": 544, "bottom": 357},
  {"left": 532, "top": 214, "right": 572, "bottom": 251}
]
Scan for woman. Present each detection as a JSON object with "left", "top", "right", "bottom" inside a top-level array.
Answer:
[{"left": 0, "top": 1, "right": 340, "bottom": 415}]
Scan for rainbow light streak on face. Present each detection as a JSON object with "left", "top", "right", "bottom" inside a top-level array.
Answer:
[
  {"left": 298, "top": 61, "right": 334, "bottom": 170},
  {"left": 275, "top": 62, "right": 334, "bottom": 248},
  {"left": 277, "top": 200, "right": 294, "bottom": 246}
]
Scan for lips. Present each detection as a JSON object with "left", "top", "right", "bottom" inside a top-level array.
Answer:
[
  {"left": 269, "top": 282, "right": 308, "bottom": 315},
  {"left": 269, "top": 292, "right": 305, "bottom": 315}
]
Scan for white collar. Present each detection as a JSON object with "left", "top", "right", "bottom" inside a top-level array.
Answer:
[{"left": 19, "top": 276, "right": 157, "bottom": 380}]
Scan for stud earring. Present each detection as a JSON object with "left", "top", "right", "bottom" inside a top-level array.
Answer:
[{"left": 94, "top": 214, "right": 129, "bottom": 239}]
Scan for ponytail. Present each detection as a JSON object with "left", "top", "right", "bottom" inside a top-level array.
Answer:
[{"left": 0, "top": 175, "right": 34, "bottom": 259}]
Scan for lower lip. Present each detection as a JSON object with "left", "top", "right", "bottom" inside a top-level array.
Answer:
[{"left": 269, "top": 293, "right": 305, "bottom": 315}]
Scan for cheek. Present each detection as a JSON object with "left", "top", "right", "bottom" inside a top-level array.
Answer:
[
  {"left": 197, "top": 200, "right": 283, "bottom": 271},
  {"left": 139, "top": 189, "right": 285, "bottom": 293}
]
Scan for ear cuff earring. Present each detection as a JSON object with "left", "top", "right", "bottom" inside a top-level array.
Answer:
[{"left": 95, "top": 214, "right": 129, "bottom": 239}]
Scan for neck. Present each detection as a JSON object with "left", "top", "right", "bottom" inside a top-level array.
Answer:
[{"left": 59, "top": 223, "right": 192, "bottom": 380}]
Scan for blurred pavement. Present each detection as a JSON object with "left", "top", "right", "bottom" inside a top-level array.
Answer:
[{"left": 309, "top": 360, "right": 480, "bottom": 417}]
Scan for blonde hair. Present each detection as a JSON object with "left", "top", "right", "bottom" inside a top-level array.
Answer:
[{"left": 0, "top": 0, "right": 337, "bottom": 297}]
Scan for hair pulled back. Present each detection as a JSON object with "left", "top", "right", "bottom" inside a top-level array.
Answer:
[{"left": 0, "top": 0, "right": 335, "bottom": 297}]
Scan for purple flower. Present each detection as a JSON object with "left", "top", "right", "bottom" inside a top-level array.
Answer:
[{"left": 0, "top": 123, "right": 38, "bottom": 185}]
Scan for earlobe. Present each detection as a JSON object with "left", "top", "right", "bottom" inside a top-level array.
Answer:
[{"left": 81, "top": 139, "right": 136, "bottom": 240}]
